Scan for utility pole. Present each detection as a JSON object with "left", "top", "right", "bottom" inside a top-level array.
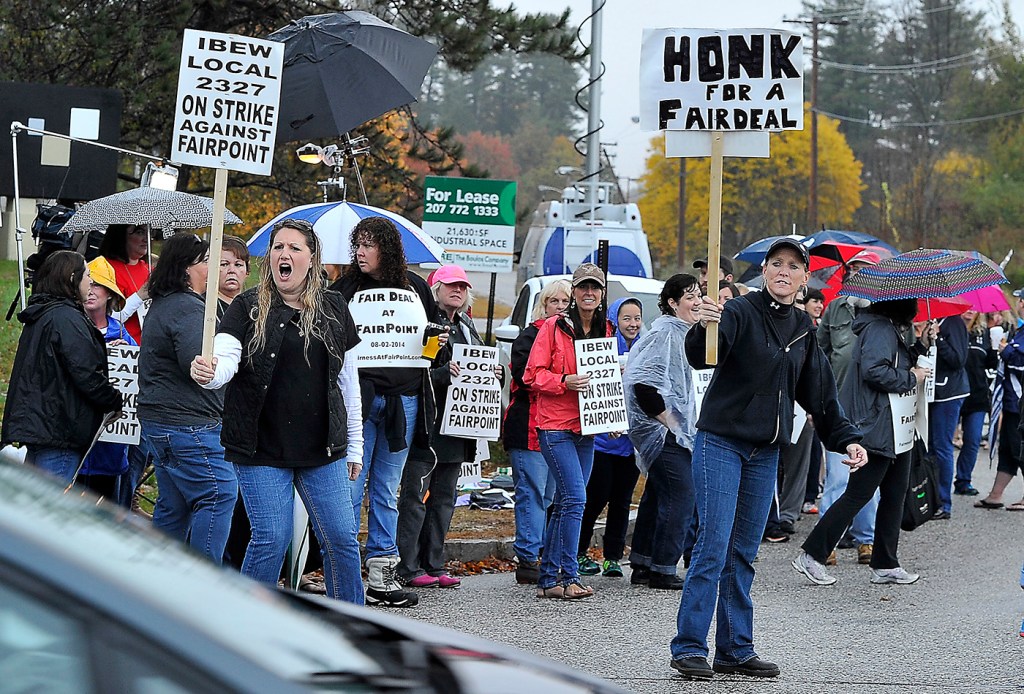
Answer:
[{"left": 785, "top": 15, "right": 847, "bottom": 232}]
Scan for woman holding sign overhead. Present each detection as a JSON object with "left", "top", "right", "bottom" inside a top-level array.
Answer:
[
  {"left": 795, "top": 298, "right": 931, "bottom": 588},
  {"left": 191, "top": 218, "right": 365, "bottom": 603},
  {"left": 671, "top": 239, "right": 866, "bottom": 681},
  {"left": 524, "top": 262, "right": 614, "bottom": 600},
  {"left": 398, "top": 264, "right": 497, "bottom": 590}
]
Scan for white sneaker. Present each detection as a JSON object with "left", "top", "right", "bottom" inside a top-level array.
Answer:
[
  {"left": 870, "top": 567, "right": 920, "bottom": 585},
  {"left": 791, "top": 551, "right": 837, "bottom": 586}
]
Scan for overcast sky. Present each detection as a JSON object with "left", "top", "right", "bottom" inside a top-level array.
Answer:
[{"left": 510, "top": 0, "right": 1024, "bottom": 183}]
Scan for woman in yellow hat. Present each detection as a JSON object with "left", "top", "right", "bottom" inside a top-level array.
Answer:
[{"left": 84, "top": 257, "right": 134, "bottom": 346}]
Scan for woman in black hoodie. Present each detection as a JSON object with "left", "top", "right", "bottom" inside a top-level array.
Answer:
[{"left": 2, "top": 251, "right": 122, "bottom": 482}]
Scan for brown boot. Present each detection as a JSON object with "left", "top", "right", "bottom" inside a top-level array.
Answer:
[{"left": 857, "top": 543, "right": 873, "bottom": 565}]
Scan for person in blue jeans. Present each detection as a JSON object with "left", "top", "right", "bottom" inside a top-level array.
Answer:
[
  {"left": 502, "top": 281, "right": 568, "bottom": 584},
  {"left": 138, "top": 234, "right": 236, "bottom": 564},
  {"left": 194, "top": 219, "right": 366, "bottom": 604},
  {"left": 332, "top": 217, "right": 442, "bottom": 608},
  {"left": 2, "top": 251, "right": 123, "bottom": 484},
  {"left": 954, "top": 310, "right": 998, "bottom": 496},
  {"left": 524, "top": 263, "right": 613, "bottom": 600},
  {"left": 929, "top": 315, "right": 969, "bottom": 518},
  {"left": 672, "top": 240, "right": 866, "bottom": 680}
]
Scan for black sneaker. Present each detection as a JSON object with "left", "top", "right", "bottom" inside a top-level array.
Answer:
[
  {"left": 778, "top": 520, "right": 796, "bottom": 534},
  {"left": 713, "top": 656, "right": 780, "bottom": 678},
  {"left": 365, "top": 587, "right": 419, "bottom": 608},
  {"left": 837, "top": 531, "right": 856, "bottom": 549},
  {"left": 649, "top": 571, "right": 684, "bottom": 590},
  {"left": 932, "top": 510, "right": 951, "bottom": 520},
  {"left": 670, "top": 656, "right": 713, "bottom": 680},
  {"left": 762, "top": 528, "right": 790, "bottom": 543},
  {"left": 630, "top": 565, "right": 650, "bottom": 584},
  {"left": 515, "top": 560, "right": 540, "bottom": 584}
]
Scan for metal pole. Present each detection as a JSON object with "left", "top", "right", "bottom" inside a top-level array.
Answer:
[
  {"left": 584, "top": 0, "right": 603, "bottom": 206},
  {"left": 484, "top": 272, "right": 497, "bottom": 345},
  {"left": 809, "top": 20, "right": 820, "bottom": 232},
  {"left": 11, "top": 126, "right": 27, "bottom": 310},
  {"left": 677, "top": 159, "right": 687, "bottom": 269}
]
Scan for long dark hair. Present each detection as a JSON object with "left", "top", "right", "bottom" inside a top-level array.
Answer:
[
  {"left": 866, "top": 297, "right": 918, "bottom": 328},
  {"left": 344, "top": 216, "right": 409, "bottom": 289},
  {"left": 33, "top": 250, "right": 86, "bottom": 302},
  {"left": 98, "top": 224, "right": 148, "bottom": 263},
  {"left": 148, "top": 233, "right": 208, "bottom": 298}
]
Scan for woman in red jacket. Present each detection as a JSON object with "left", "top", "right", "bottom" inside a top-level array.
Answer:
[{"left": 524, "top": 263, "right": 613, "bottom": 600}]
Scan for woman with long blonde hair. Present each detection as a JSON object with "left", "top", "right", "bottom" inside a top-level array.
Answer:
[{"left": 192, "top": 219, "right": 365, "bottom": 603}]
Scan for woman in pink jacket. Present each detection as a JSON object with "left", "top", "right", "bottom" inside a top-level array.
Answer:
[{"left": 524, "top": 263, "right": 613, "bottom": 600}]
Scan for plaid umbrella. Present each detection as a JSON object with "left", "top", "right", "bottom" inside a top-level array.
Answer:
[
  {"left": 839, "top": 248, "right": 1007, "bottom": 302},
  {"left": 63, "top": 187, "right": 243, "bottom": 236}
]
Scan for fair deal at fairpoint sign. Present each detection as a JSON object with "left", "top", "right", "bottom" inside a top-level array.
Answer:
[
  {"left": 171, "top": 29, "right": 284, "bottom": 176},
  {"left": 422, "top": 176, "right": 517, "bottom": 273},
  {"left": 639, "top": 29, "right": 804, "bottom": 132}
]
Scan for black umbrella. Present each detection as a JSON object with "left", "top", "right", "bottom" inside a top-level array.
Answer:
[{"left": 269, "top": 12, "right": 438, "bottom": 143}]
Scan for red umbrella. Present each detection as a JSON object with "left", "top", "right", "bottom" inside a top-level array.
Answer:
[
  {"left": 914, "top": 296, "right": 972, "bottom": 322},
  {"left": 809, "top": 242, "right": 869, "bottom": 272},
  {"left": 958, "top": 285, "right": 1011, "bottom": 313}
]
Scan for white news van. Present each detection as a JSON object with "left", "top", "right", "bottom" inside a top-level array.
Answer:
[{"left": 516, "top": 184, "right": 654, "bottom": 284}]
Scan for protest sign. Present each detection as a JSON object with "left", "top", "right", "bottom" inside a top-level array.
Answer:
[
  {"left": 347, "top": 288, "right": 430, "bottom": 368},
  {"left": 692, "top": 368, "right": 714, "bottom": 417},
  {"left": 422, "top": 177, "right": 517, "bottom": 272},
  {"left": 441, "top": 344, "right": 502, "bottom": 440},
  {"left": 171, "top": 29, "right": 284, "bottom": 176},
  {"left": 639, "top": 29, "right": 804, "bottom": 132},
  {"left": 889, "top": 384, "right": 921, "bottom": 455},
  {"left": 577, "top": 338, "right": 628, "bottom": 436},
  {"left": 100, "top": 345, "right": 140, "bottom": 445}
]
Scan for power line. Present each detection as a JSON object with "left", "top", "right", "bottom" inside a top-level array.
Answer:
[
  {"left": 814, "top": 48, "right": 990, "bottom": 73},
  {"left": 813, "top": 105, "right": 1024, "bottom": 127}
]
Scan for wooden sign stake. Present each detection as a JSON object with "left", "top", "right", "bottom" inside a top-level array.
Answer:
[
  {"left": 705, "top": 133, "right": 724, "bottom": 365},
  {"left": 202, "top": 167, "right": 228, "bottom": 362}
]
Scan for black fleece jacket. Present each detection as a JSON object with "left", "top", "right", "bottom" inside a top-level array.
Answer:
[{"left": 684, "top": 290, "right": 860, "bottom": 451}]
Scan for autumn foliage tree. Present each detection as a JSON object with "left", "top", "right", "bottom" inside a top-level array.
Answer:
[{"left": 637, "top": 106, "right": 864, "bottom": 275}]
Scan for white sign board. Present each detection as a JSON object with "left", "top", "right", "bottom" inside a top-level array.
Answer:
[
  {"left": 441, "top": 344, "right": 502, "bottom": 440},
  {"left": 889, "top": 384, "right": 921, "bottom": 455},
  {"left": 692, "top": 368, "right": 714, "bottom": 417},
  {"left": 347, "top": 289, "right": 429, "bottom": 368},
  {"left": 99, "top": 345, "right": 140, "bottom": 445},
  {"left": 171, "top": 29, "right": 284, "bottom": 175},
  {"left": 577, "top": 338, "right": 629, "bottom": 435},
  {"left": 639, "top": 29, "right": 804, "bottom": 132}
]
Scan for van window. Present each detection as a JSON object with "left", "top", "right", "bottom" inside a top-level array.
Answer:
[{"left": 510, "top": 286, "right": 531, "bottom": 329}]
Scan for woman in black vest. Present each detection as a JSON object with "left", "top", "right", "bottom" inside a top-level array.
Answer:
[{"left": 192, "top": 219, "right": 364, "bottom": 604}]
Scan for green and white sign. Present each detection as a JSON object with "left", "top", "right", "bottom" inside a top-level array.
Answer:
[{"left": 422, "top": 176, "right": 517, "bottom": 272}]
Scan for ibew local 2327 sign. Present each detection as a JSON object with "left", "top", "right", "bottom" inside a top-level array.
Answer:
[{"left": 639, "top": 29, "right": 804, "bottom": 132}]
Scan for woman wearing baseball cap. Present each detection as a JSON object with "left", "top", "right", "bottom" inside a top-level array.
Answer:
[{"left": 524, "top": 262, "right": 614, "bottom": 599}]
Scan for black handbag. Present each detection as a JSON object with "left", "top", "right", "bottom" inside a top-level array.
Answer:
[{"left": 902, "top": 436, "right": 938, "bottom": 531}]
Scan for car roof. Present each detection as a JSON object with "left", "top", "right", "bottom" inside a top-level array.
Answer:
[
  {"left": 532, "top": 274, "right": 664, "bottom": 293},
  {"left": 0, "top": 462, "right": 379, "bottom": 684}
]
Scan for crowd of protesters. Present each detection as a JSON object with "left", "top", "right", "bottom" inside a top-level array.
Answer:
[{"left": 4, "top": 213, "right": 1024, "bottom": 683}]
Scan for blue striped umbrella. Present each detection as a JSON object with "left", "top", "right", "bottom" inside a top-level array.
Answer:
[
  {"left": 247, "top": 201, "right": 445, "bottom": 264},
  {"left": 839, "top": 248, "right": 1007, "bottom": 302}
]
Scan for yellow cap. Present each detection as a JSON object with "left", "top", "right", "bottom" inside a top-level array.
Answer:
[{"left": 87, "top": 256, "right": 126, "bottom": 311}]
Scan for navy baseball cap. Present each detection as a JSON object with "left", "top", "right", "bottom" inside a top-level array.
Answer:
[{"left": 763, "top": 239, "right": 810, "bottom": 267}]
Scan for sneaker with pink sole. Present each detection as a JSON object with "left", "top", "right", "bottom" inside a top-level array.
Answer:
[
  {"left": 435, "top": 573, "right": 461, "bottom": 588},
  {"left": 405, "top": 574, "right": 440, "bottom": 588}
]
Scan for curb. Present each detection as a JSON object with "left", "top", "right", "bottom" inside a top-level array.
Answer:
[{"left": 445, "top": 509, "right": 637, "bottom": 563}]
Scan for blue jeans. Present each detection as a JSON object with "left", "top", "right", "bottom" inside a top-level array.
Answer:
[
  {"left": 820, "top": 450, "right": 878, "bottom": 544},
  {"left": 671, "top": 431, "right": 778, "bottom": 665},
  {"left": 630, "top": 438, "right": 695, "bottom": 575},
  {"left": 930, "top": 398, "right": 965, "bottom": 513},
  {"left": 538, "top": 430, "right": 595, "bottom": 589},
  {"left": 27, "top": 446, "right": 81, "bottom": 484},
  {"left": 510, "top": 448, "right": 556, "bottom": 563},
  {"left": 116, "top": 437, "right": 152, "bottom": 508},
  {"left": 142, "top": 420, "right": 237, "bottom": 564},
  {"left": 353, "top": 394, "right": 417, "bottom": 560},
  {"left": 955, "top": 409, "right": 985, "bottom": 491},
  {"left": 236, "top": 461, "right": 364, "bottom": 604}
]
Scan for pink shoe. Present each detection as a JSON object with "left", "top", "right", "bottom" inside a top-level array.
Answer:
[
  {"left": 406, "top": 574, "right": 440, "bottom": 588},
  {"left": 436, "top": 573, "right": 461, "bottom": 588}
]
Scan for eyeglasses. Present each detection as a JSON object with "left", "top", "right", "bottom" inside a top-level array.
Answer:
[{"left": 274, "top": 218, "right": 314, "bottom": 233}]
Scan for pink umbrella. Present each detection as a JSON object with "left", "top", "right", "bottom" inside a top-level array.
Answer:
[{"left": 959, "top": 285, "right": 1011, "bottom": 313}]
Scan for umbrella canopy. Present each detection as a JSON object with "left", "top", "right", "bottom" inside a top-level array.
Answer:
[
  {"left": 247, "top": 200, "right": 445, "bottom": 265},
  {"left": 839, "top": 248, "right": 1008, "bottom": 302},
  {"left": 914, "top": 296, "right": 972, "bottom": 322},
  {"left": 958, "top": 284, "right": 1011, "bottom": 313},
  {"left": 62, "top": 187, "right": 243, "bottom": 235},
  {"left": 802, "top": 229, "right": 899, "bottom": 253},
  {"left": 808, "top": 242, "right": 895, "bottom": 272},
  {"left": 734, "top": 235, "right": 802, "bottom": 263},
  {"left": 269, "top": 12, "right": 438, "bottom": 143}
]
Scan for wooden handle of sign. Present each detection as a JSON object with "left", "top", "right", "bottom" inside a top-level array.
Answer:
[
  {"left": 202, "top": 168, "right": 229, "bottom": 363},
  {"left": 705, "top": 133, "right": 724, "bottom": 365}
]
